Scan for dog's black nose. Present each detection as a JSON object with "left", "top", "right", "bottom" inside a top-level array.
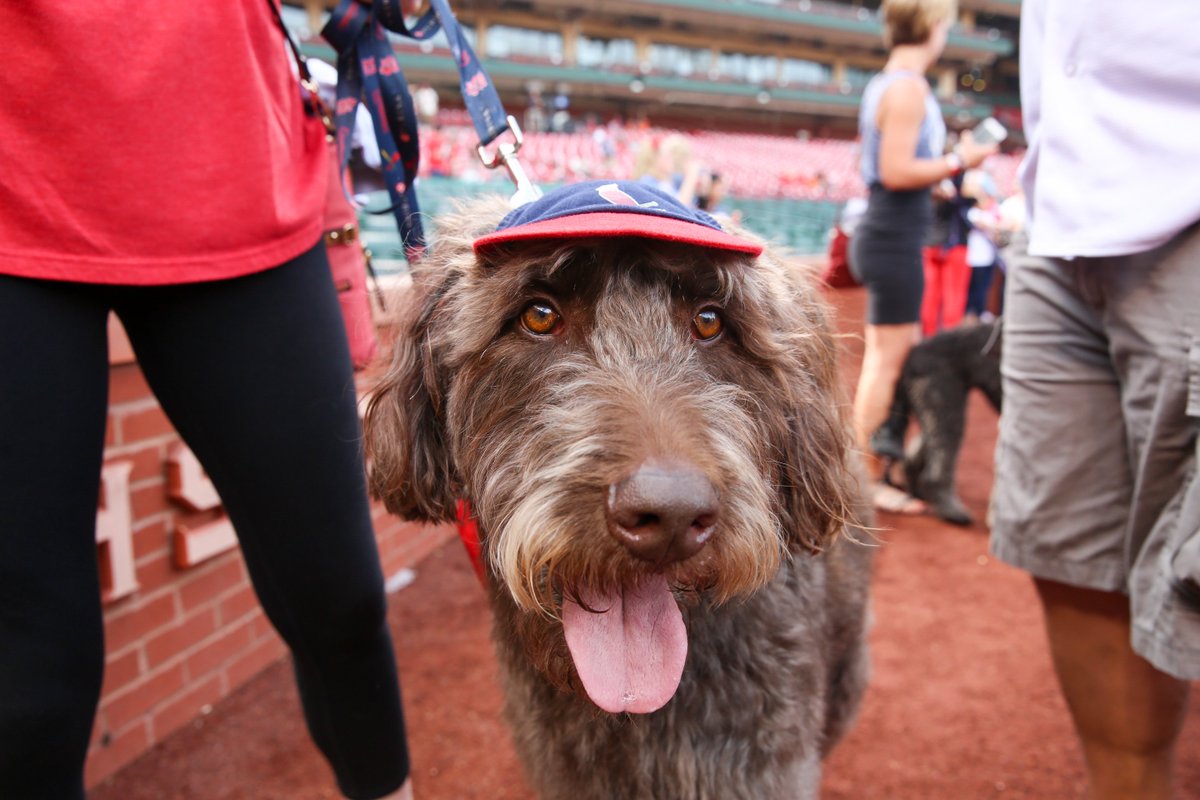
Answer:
[{"left": 607, "top": 460, "right": 719, "bottom": 565}]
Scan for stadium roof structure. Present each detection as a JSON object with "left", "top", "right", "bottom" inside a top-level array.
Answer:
[{"left": 513, "top": 0, "right": 1013, "bottom": 59}]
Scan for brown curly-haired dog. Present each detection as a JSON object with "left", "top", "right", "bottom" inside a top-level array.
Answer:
[{"left": 365, "top": 192, "right": 874, "bottom": 800}]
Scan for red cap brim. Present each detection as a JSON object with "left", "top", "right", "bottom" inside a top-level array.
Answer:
[{"left": 473, "top": 211, "right": 763, "bottom": 256}]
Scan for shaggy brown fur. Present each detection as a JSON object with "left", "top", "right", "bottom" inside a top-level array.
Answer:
[{"left": 365, "top": 196, "right": 874, "bottom": 799}]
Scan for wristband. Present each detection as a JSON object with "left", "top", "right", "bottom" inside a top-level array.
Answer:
[{"left": 945, "top": 151, "right": 964, "bottom": 177}]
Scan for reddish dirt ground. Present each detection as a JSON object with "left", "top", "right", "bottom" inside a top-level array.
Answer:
[{"left": 92, "top": 287, "right": 1200, "bottom": 799}]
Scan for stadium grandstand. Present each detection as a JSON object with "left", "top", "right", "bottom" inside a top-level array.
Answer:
[{"left": 283, "top": 0, "right": 1023, "bottom": 265}]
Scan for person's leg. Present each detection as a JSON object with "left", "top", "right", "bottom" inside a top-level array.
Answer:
[
  {"left": 1035, "top": 579, "right": 1190, "bottom": 800},
  {"left": 920, "top": 246, "right": 942, "bottom": 337},
  {"left": 852, "top": 321, "right": 925, "bottom": 513},
  {"left": 1071, "top": 223, "right": 1200, "bottom": 796},
  {"left": 964, "top": 263, "right": 994, "bottom": 318},
  {"left": 977, "top": 262, "right": 996, "bottom": 316},
  {"left": 0, "top": 276, "right": 111, "bottom": 800},
  {"left": 992, "top": 253, "right": 1138, "bottom": 795},
  {"left": 116, "top": 244, "right": 410, "bottom": 800},
  {"left": 941, "top": 245, "right": 971, "bottom": 329},
  {"left": 868, "top": 384, "right": 908, "bottom": 463},
  {"left": 853, "top": 322, "right": 920, "bottom": 450},
  {"left": 993, "top": 234, "right": 1198, "bottom": 799}
]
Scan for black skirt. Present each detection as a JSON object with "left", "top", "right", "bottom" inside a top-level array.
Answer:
[{"left": 849, "top": 183, "right": 932, "bottom": 325}]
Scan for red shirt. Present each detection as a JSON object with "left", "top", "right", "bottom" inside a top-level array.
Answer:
[{"left": 0, "top": 2, "right": 327, "bottom": 285}]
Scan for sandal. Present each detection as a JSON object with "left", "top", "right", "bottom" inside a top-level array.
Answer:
[{"left": 871, "top": 482, "right": 927, "bottom": 515}]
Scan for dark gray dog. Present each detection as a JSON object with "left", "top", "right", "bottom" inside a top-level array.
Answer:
[
  {"left": 365, "top": 194, "right": 873, "bottom": 799},
  {"left": 873, "top": 322, "right": 1002, "bottom": 526}
]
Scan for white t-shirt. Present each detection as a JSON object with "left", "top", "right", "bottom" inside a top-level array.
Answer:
[
  {"left": 967, "top": 226, "right": 996, "bottom": 268},
  {"left": 307, "top": 58, "right": 381, "bottom": 170},
  {"left": 1020, "top": 0, "right": 1200, "bottom": 257}
]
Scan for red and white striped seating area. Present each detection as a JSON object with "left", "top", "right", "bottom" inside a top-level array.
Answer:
[{"left": 421, "top": 116, "right": 1024, "bottom": 202}]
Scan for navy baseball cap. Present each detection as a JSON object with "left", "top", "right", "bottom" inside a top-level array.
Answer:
[{"left": 473, "top": 180, "right": 762, "bottom": 256}]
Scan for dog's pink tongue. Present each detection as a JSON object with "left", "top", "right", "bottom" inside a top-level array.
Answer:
[{"left": 561, "top": 574, "right": 687, "bottom": 714}]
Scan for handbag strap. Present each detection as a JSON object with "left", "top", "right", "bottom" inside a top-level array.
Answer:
[
  {"left": 265, "top": 0, "right": 335, "bottom": 136},
  {"left": 321, "top": 0, "right": 539, "bottom": 262}
]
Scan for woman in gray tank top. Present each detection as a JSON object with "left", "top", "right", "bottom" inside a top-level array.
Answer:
[{"left": 848, "top": 0, "right": 996, "bottom": 514}]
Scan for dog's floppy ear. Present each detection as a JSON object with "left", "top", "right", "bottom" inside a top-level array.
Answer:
[
  {"left": 771, "top": 379, "right": 863, "bottom": 553},
  {"left": 756, "top": 258, "right": 865, "bottom": 553},
  {"left": 363, "top": 277, "right": 460, "bottom": 523}
]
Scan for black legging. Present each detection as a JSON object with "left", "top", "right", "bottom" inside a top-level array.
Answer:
[{"left": 0, "top": 244, "right": 409, "bottom": 800}]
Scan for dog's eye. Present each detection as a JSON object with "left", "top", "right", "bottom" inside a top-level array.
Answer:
[
  {"left": 691, "top": 308, "right": 724, "bottom": 341},
  {"left": 520, "top": 301, "right": 562, "bottom": 336}
]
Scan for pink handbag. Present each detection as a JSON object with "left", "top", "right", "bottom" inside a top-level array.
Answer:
[
  {"left": 266, "top": 2, "right": 380, "bottom": 371},
  {"left": 322, "top": 146, "right": 379, "bottom": 370}
]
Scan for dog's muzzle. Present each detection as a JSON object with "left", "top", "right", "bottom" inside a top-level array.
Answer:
[{"left": 606, "top": 459, "right": 719, "bottom": 566}]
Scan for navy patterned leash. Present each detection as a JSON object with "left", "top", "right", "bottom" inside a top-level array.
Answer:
[{"left": 321, "top": 0, "right": 541, "bottom": 260}]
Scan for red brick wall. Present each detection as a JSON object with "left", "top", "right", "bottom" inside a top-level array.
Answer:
[{"left": 85, "top": 319, "right": 454, "bottom": 787}]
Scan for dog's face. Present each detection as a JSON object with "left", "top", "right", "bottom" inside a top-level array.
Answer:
[{"left": 366, "top": 196, "right": 858, "bottom": 713}]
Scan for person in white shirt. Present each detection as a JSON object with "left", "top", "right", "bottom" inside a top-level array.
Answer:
[
  {"left": 991, "top": 2, "right": 1200, "bottom": 798},
  {"left": 963, "top": 170, "right": 1001, "bottom": 322}
]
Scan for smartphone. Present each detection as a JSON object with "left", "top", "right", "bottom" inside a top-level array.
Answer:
[{"left": 972, "top": 116, "right": 1008, "bottom": 146}]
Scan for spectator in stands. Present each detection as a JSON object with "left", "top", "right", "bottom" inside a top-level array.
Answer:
[
  {"left": 413, "top": 83, "right": 440, "bottom": 126},
  {"left": 991, "top": 2, "right": 1200, "bottom": 798},
  {"left": 523, "top": 85, "right": 547, "bottom": 134},
  {"left": 848, "top": 0, "right": 996, "bottom": 513},
  {"left": 812, "top": 170, "right": 832, "bottom": 198},
  {"left": 0, "top": 2, "right": 419, "bottom": 799},
  {"left": 591, "top": 119, "right": 618, "bottom": 171},
  {"left": 696, "top": 170, "right": 735, "bottom": 220},
  {"left": 634, "top": 133, "right": 702, "bottom": 207},
  {"left": 550, "top": 86, "right": 573, "bottom": 133},
  {"left": 424, "top": 125, "right": 455, "bottom": 178}
]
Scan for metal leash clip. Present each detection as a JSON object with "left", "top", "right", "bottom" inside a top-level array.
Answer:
[
  {"left": 476, "top": 115, "right": 543, "bottom": 208},
  {"left": 300, "top": 76, "right": 336, "bottom": 139}
]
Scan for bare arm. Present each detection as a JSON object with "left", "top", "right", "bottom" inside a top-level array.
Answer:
[{"left": 876, "top": 78, "right": 997, "bottom": 191}]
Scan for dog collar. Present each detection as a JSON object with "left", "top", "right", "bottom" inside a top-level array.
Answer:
[
  {"left": 473, "top": 180, "right": 762, "bottom": 256},
  {"left": 456, "top": 501, "right": 486, "bottom": 584}
]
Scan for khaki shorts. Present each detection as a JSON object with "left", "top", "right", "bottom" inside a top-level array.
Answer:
[{"left": 991, "top": 224, "right": 1200, "bottom": 680}]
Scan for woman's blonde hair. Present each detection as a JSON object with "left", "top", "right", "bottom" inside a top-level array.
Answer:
[{"left": 882, "top": 0, "right": 957, "bottom": 48}]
